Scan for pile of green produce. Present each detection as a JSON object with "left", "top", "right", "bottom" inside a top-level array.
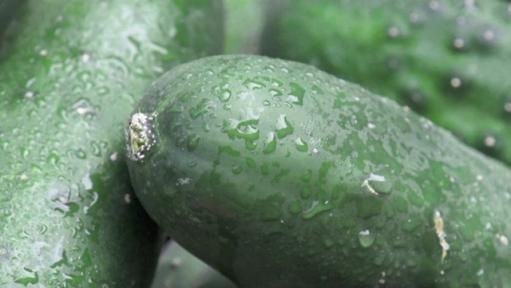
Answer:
[
  {"left": 263, "top": 0, "right": 511, "bottom": 165},
  {"left": 1, "top": 1, "right": 510, "bottom": 287}
]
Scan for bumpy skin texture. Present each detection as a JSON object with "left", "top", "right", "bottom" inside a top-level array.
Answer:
[
  {"left": 128, "top": 55, "right": 511, "bottom": 288},
  {"left": 0, "top": 0, "right": 223, "bottom": 287},
  {"left": 263, "top": 0, "right": 511, "bottom": 166},
  {"left": 151, "top": 242, "right": 236, "bottom": 288}
]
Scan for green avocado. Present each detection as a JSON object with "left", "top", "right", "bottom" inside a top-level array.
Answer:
[
  {"left": 263, "top": 0, "right": 511, "bottom": 166},
  {"left": 0, "top": 0, "right": 223, "bottom": 287},
  {"left": 127, "top": 55, "right": 511, "bottom": 288}
]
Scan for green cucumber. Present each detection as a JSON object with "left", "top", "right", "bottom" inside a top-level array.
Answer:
[
  {"left": 262, "top": 0, "right": 511, "bottom": 165},
  {"left": 127, "top": 55, "right": 511, "bottom": 287},
  {"left": 151, "top": 241, "right": 236, "bottom": 288},
  {"left": 0, "top": 0, "right": 223, "bottom": 287}
]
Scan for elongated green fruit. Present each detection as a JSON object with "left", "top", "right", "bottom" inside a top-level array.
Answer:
[
  {"left": 263, "top": 0, "right": 511, "bottom": 166},
  {"left": 0, "top": 1, "right": 223, "bottom": 287},
  {"left": 151, "top": 241, "right": 236, "bottom": 288},
  {"left": 127, "top": 55, "right": 511, "bottom": 287}
]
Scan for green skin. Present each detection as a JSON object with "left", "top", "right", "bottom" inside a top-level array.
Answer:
[
  {"left": 0, "top": 0, "right": 223, "bottom": 287},
  {"left": 151, "top": 241, "right": 236, "bottom": 288},
  {"left": 263, "top": 0, "right": 511, "bottom": 166},
  {"left": 127, "top": 55, "right": 511, "bottom": 288}
]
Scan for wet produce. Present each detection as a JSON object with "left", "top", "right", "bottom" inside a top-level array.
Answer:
[
  {"left": 264, "top": 0, "right": 511, "bottom": 165},
  {"left": 0, "top": 0, "right": 223, "bottom": 287},
  {"left": 127, "top": 55, "right": 511, "bottom": 288}
]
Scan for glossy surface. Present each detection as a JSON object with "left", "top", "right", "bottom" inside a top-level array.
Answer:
[
  {"left": 128, "top": 55, "right": 511, "bottom": 287},
  {"left": 0, "top": 0, "right": 223, "bottom": 287},
  {"left": 263, "top": 0, "right": 511, "bottom": 166},
  {"left": 151, "top": 241, "right": 236, "bottom": 288}
]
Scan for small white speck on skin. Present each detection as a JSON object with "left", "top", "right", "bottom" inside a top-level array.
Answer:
[
  {"left": 39, "top": 49, "right": 48, "bottom": 56},
  {"left": 409, "top": 12, "right": 420, "bottom": 23},
  {"left": 484, "top": 136, "right": 496, "bottom": 147},
  {"left": 24, "top": 91, "right": 34, "bottom": 99},
  {"left": 440, "top": 270, "right": 445, "bottom": 275},
  {"left": 476, "top": 175, "right": 483, "bottom": 181},
  {"left": 368, "top": 123, "right": 376, "bottom": 129},
  {"left": 477, "top": 269, "right": 484, "bottom": 276},
  {"left": 176, "top": 177, "right": 191, "bottom": 186},
  {"left": 433, "top": 210, "right": 450, "bottom": 261},
  {"left": 485, "top": 222, "right": 492, "bottom": 230},
  {"left": 387, "top": 26, "right": 400, "bottom": 38},
  {"left": 19, "top": 174, "right": 29, "bottom": 181},
  {"left": 505, "top": 102, "right": 511, "bottom": 113},
  {"left": 76, "top": 107, "right": 94, "bottom": 115},
  {"left": 109, "top": 152, "right": 118, "bottom": 162},
  {"left": 482, "top": 29, "right": 495, "bottom": 42},
  {"left": 496, "top": 234, "right": 509, "bottom": 246},
  {"left": 81, "top": 53, "right": 91, "bottom": 63},
  {"left": 311, "top": 147, "right": 320, "bottom": 155},
  {"left": 429, "top": 0, "right": 440, "bottom": 10},
  {"left": 453, "top": 38, "right": 465, "bottom": 49},
  {"left": 170, "top": 257, "right": 183, "bottom": 268},
  {"left": 124, "top": 193, "right": 131, "bottom": 204},
  {"left": 464, "top": 0, "right": 477, "bottom": 9},
  {"left": 450, "top": 77, "right": 462, "bottom": 88}
]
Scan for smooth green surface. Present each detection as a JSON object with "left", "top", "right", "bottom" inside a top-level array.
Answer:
[
  {"left": 0, "top": 0, "right": 223, "bottom": 287},
  {"left": 128, "top": 55, "right": 511, "bottom": 287},
  {"left": 151, "top": 241, "right": 236, "bottom": 288},
  {"left": 263, "top": 0, "right": 511, "bottom": 166}
]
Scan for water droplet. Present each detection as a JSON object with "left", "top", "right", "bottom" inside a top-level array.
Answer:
[
  {"left": 243, "top": 79, "right": 265, "bottom": 90},
  {"left": 387, "top": 26, "right": 401, "bottom": 38},
  {"left": 302, "top": 200, "right": 333, "bottom": 220},
  {"left": 452, "top": 37, "right": 465, "bottom": 50},
  {"left": 219, "top": 89, "right": 232, "bottom": 102},
  {"left": 358, "top": 229, "right": 375, "bottom": 248},
  {"left": 15, "top": 268, "right": 39, "bottom": 285},
  {"left": 232, "top": 165, "right": 243, "bottom": 175},
  {"left": 275, "top": 114, "right": 294, "bottom": 139},
  {"left": 269, "top": 88, "right": 282, "bottom": 97},
  {"left": 287, "top": 82, "right": 305, "bottom": 105},
  {"left": 496, "top": 233, "right": 509, "bottom": 246},
  {"left": 263, "top": 132, "right": 277, "bottom": 154},
  {"left": 187, "top": 135, "right": 201, "bottom": 151},
  {"left": 24, "top": 91, "right": 35, "bottom": 99},
  {"left": 81, "top": 173, "right": 93, "bottom": 190},
  {"left": 294, "top": 137, "right": 308, "bottom": 152},
  {"left": 74, "top": 148, "right": 87, "bottom": 159}
]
